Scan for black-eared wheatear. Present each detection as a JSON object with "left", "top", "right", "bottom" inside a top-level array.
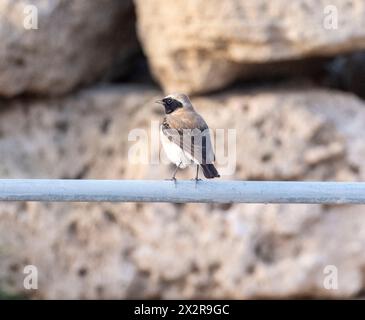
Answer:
[{"left": 156, "top": 93, "right": 220, "bottom": 180}]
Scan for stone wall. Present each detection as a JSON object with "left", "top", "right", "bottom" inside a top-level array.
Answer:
[{"left": 0, "top": 0, "right": 365, "bottom": 299}]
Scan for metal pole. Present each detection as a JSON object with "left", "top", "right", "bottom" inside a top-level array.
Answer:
[{"left": 0, "top": 179, "right": 365, "bottom": 204}]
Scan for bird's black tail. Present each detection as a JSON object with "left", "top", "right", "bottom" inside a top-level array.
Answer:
[{"left": 200, "top": 164, "right": 220, "bottom": 179}]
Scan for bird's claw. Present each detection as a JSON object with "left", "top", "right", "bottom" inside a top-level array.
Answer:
[
  {"left": 192, "top": 178, "right": 202, "bottom": 188},
  {"left": 165, "top": 177, "right": 177, "bottom": 187}
]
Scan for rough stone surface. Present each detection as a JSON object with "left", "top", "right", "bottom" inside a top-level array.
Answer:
[
  {"left": 134, "top": 0, "right": 365, "bottom": 94},
  {"left": 0, "top": 0, "right": 138, "bottom": 97},
  {"left": 1, "top": 84, "right": 365, "bottom": 299}
]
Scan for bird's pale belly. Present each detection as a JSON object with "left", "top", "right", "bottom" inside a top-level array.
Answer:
[{"left": 160, "top": 131, "right": 197, "bottom": 168}]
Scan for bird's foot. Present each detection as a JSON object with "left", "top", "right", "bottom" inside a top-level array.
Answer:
[
  {"left": 191, "top": 177, "right": 202, "bottom": 188},
  {"left": 165, "top": 177, "right": 177, "bottom": 187}
]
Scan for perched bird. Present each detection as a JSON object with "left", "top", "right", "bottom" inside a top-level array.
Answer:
[{"left": 156, "top": 93, "right": 220, "bottom": 180}]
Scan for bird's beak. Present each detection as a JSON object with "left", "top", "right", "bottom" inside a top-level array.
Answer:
[{"left": 155, "top": 99, "right": 164, "bottom": 105}]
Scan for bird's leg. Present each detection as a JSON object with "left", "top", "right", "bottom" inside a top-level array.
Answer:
[
  {"left": 195, "top": 165, "right": 201, "bottom": 180},
  {"left": 192, "top": 165, "right": 202, "bottom": 185},
  {"left": 166, "top": 162, "right": 181, "bottom": 183},
  {"left": 171, "top": 164, "right": 179, "bottom": 180}
]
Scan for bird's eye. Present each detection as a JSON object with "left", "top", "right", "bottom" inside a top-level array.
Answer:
[{"left": 166, "top": 98, "right": 173, "bottom": 105}]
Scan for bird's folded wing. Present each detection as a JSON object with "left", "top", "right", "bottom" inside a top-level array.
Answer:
[{"left": 162, "top": 116, "right": 215, "bottom": 164}]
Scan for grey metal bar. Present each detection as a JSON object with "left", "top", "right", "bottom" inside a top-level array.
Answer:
[{"left": 0, "top": 179, "right": 364, "bottom": 204}]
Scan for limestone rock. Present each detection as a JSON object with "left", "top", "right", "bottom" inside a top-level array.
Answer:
[
  {"left": 0, "top": 84, "right": 365, "bottom": 298},
  {"left": 0, "top": 0, "right": 138, "bottom": 97},
  {"left": 134, "top": 0, "right": 365, "bottom": 94}
]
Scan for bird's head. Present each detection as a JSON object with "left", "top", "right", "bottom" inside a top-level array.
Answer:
[{"left": 155, "top": 93, "right": 193, "bottom": 114}]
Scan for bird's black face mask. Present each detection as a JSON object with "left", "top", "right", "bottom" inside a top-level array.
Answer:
[{"left": 159, "top": 98, "right": 183, "bottom": 114}]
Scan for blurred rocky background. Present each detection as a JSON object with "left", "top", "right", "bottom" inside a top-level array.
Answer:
[{"left": 1, "top": 0, "right": 365, "bottom": 299}]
